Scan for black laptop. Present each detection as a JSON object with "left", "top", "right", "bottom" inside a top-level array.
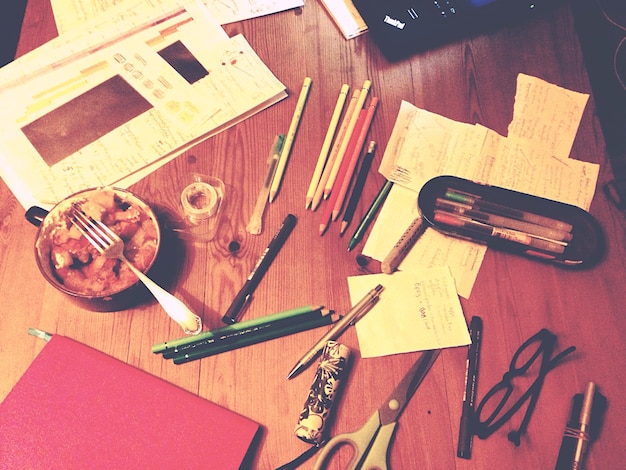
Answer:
[{"left": 352, "top": 0, "right": 564, "bottom": 60}]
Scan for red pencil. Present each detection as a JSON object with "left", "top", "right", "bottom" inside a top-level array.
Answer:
[
  {"left": 319, "top": 110, "right": 366, "bottom": 235},
  {"left": 331, "top": 97, "right": 379, "bottom": 221}
]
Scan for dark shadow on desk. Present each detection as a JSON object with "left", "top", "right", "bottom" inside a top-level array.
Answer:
[
  {"left": 572, "top": 0, "right": 626, "bottom": 207},
  {"left": 0, "top": 0, "right": 27, "bottom": 67}
]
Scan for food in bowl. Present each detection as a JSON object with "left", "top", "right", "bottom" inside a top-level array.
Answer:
[{"left": 42, "top": 189, "right": 159, "bottom": 297}]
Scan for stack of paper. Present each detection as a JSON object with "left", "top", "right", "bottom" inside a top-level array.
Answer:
[
  {"left": 363, "top": 74, "right": 599, "bottom": 298},
  {"left": 0, "top": 0, "right": 287, "bottom": 209}
]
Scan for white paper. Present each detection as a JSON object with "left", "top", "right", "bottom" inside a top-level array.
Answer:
[
  {"left": 50, "top": 0, "right": 305, "bottom": 34},
  {"left": 362, "top": 184, "right": 486, "bottom": 299},
  {"left": 364, "top": 74, "right": 597, "bottom": 299},
  {"left": 348, "top": 269, "right": 471, "bottom": 358},
  {"left": 0, "top": 0, "right": 286, "bottom": 210}
]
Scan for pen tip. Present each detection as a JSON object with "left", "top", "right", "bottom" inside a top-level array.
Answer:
[{"left": 286, "top": 366, "right": 299, "bottom": 380}]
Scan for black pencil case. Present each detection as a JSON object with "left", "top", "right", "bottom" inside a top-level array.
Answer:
[{"left": 417, "top": 175, "right": 605, "bottom": 267}]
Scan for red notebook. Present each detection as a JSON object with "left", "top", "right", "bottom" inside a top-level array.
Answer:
[{"left": 0, "top": 334, "right": 260, "bottom": 469}]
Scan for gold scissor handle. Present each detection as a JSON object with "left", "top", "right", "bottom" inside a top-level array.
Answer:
[{"left": 313, "top": 411, "right": 381, "bottom": 470}]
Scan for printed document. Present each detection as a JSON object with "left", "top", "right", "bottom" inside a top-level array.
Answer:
[
  {"left": 50, "top": 0, "right": 306, "bottom": 34},
  {"left": 0, "top": 0, "right": 286, "bottom": 209}
]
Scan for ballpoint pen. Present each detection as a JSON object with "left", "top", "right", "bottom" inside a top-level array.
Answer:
[
  {"left": 222, "top": 214, "right": 297, "bottom": 324},
  {"left": 287, "top": 284, "right": 383, "bottom": 379}
]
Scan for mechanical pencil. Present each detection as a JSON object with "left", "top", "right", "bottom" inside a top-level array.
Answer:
[{"left": 287, "top": 284, "right": 383, "bottom": 379}]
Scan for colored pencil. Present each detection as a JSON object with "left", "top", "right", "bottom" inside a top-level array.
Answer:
[{"left": 306, "top": 84, "right": 350, "bottom": 209}]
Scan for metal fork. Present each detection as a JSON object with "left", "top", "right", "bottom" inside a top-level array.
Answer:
[{"left": 71, "top": 205, "right": 202, "bottom": 335}]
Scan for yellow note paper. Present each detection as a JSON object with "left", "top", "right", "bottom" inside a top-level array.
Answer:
[{"left": 349, "top": 268, "right": 471, "bottom": 358}]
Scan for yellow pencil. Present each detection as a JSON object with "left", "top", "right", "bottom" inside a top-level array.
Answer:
[
  {"left": 332, "top": 96, "right": 379, "bottom": 221},
  {"left": 269, "top": 77, "right": 312, "bottom": 203},
  {"left": 310, "top": 88, "right": 360, "bottom": 211},
  {"left": 323, "top": 79, "right": 371, "bottom": 198},
  {"left": 305, "top": 84, "right": 350, "bottom": 209}
]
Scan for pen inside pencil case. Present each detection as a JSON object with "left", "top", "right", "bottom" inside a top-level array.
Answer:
[{"left": 417, "top": 175, "right": 605, "bottom": 266}]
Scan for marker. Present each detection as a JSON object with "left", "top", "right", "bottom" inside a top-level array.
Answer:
[
  {"left": 247, "top": 134, "right": 286, "bottom": 235},
  {"left": 173, "top": 311, "right": 340, "bottom": 364},
  {"left": 457, "top": 316, "right": 482, "bottom": 459},
  {"left": 153, "top": 304, "right": 325, "bottom": 354},
  {"left": 222, "top": 214, "right": 297, "bottom": 324}
]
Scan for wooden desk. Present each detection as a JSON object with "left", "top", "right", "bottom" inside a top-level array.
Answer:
[{"left": 2, "top": 0, "right": 626, "bottom": 468}]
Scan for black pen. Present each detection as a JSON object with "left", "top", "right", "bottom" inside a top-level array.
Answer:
[
  {"left": 457, "top": 315, "right": 482, "bottom": 459},
  {"left": 222, "top": 214, "right": 297, "bottom": 324}
]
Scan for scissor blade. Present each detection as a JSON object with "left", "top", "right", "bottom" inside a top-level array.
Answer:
[{"left": 377, "top": 349, "right": 441, "bottom": 425}]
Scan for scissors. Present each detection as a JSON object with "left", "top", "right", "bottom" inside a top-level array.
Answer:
[{"left": 313, "top": 349, "right": 441, "bottom": 470}]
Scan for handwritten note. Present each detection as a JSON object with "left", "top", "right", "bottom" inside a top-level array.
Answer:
[
  {"left": 364, "top": 73, "right": 598, "bottom": 298},
  {"left": 508, "top": 73, "right": 589, "bottom": 159},
  {"left": 348, "top": 269, "right": 471, "bottom": 358},
  {"left": 378, "top": 74, "right": 596, "bottom": 209}
]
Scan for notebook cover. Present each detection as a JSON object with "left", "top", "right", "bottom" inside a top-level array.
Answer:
[{"left": 0, "top": 335, "right": 260, "bottom": 469}]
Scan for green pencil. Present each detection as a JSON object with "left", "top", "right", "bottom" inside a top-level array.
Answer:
[
  {"left": 152, "top": 304, "right": 324, "bottom": 354},
  {"left": 347, "top": 179, "right": 393, "bottom": 251},
  {"left": 171, "top": 311, "right": 340, "bottom": 364},
  {"left": 162, "top": 308, "right": 330, "bottom": 359}
]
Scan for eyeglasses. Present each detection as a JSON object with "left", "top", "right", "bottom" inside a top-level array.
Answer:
[{"left": 473, "top": 328, "right": 576, "bottom": 446}]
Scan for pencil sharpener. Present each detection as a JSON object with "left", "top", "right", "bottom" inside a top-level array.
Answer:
[{"left": 417, "top": 175, "right": 605, "bottom": 267}]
